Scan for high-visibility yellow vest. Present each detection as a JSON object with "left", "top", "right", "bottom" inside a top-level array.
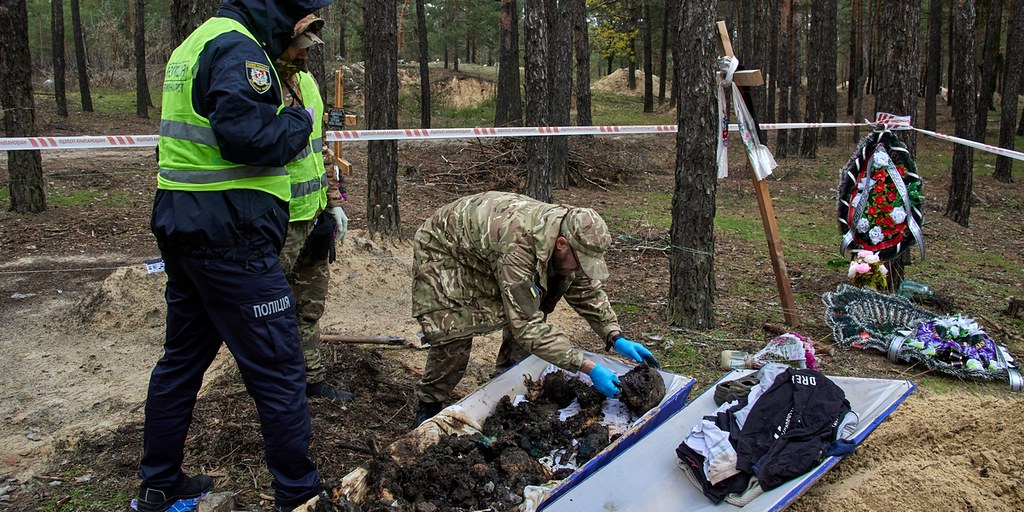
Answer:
[
  {"left": 157, "top": 17, "right": 291, "bottom": 202},
  {"left": 285, "top": 71, "right": 327, "bottom": 222}
]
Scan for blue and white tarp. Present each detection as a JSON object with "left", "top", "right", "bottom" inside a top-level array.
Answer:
[
  {"left": 538, "top": 371, "right": 915, "bottom": 512},
  {"left": 338, "top": 352, "right": 696, "bottom": 509}
]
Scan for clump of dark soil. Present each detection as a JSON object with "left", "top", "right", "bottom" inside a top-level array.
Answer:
[
  {"left": 363, "top": 371, "right": 619, "bottom": 511},
  {"left": 617, "top": 364, "right": 666, "bottom": 417}
]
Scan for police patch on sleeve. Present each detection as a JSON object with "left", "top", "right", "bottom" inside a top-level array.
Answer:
[{"left": 246, "top": 61, "right": 272, "bottom": 94}]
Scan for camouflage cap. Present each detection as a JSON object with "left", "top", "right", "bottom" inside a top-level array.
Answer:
[
  {"left": 292, "top": 14, "right": 325, "bottom": 49},
  {"left": 561, "top": 208, "right": 611, "bottom": 281}
]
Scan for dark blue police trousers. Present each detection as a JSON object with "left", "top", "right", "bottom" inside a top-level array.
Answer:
[{"left": 139, "top": 253, "right": 321, "bottom": 505}]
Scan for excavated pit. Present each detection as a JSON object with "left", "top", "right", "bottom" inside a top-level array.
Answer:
[{"left": 358, "top": 367, "right": 665, "bottom": 511}]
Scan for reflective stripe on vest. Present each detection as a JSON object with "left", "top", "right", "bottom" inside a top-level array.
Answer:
[
  {"left": 157, "top": 17, "right": 291, "bottom": 202},
  {"left": 284, "top": 71, "right": 327, "bottom": 222}
]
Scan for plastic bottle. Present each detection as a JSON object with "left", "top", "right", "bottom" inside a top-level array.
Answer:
[
  {"left": 898, "top": 280, "right": 933, "bottom": 299},
  {"left": 720, "top": 350, "right": 754, "bottom": 370}
]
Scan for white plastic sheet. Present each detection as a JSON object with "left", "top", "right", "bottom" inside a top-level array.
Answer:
[{"left": 539, "top": 371, "right": 915, "bottom": 512}]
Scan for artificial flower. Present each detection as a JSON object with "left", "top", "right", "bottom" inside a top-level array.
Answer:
[
  {"left": 869, "top": 226, "right": 883, "bottom": 244},
  {"left": 891, "top": 206, "right": 907, "bottom": 224}
]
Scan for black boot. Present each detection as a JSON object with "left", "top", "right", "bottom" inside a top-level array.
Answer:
[
  {"left": 306, "top": 381, "right": 354, "bottom": 402},
  {"left": 413, "top": 401, "right": 444, "bottom": 427},
  {"left": 137, "top": 474, "right": 213, "bottom": 512}
]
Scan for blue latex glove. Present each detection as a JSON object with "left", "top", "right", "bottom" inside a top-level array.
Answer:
[
  {"left": 613, "top": 337, "right": 661, "bottom": 368},
  {"left": 588, "top": 364, "right": 621, "bottom": 398}
]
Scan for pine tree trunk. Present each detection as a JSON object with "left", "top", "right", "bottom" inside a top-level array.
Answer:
[
  {"left": 364, "top": 0, "right": 401, "bottom": 237},
  {"left": 819, "top": 0, "right": 838, "bottom": 146},
  {"left": 668, "top": 0, "right": 717, "bottom": 329},
  {"left": 416, "top": 0, "right": 430, "bottom": 128},
  {"left": 875, "top": 0, "right": 921, "bottom": 154},
  {"left": 171, "top": 0, "right": 217, "bottom": 45},
  {"left": 547, "top": 0, "right": 571, "bottom": 190},
  {"left": 338, "top": 0, "right": 347, "bottom": 59},
  {"left": 801, "top": 0, "right": 823, "bottom": 159},
  {"left": 847, "top": 0, "right": 859, "bottom": 115},
  {"left": 786, "top": 0, "right": 804, "bottom": 156},
  {"left": 748, "top": 1, "right": 770, "bottom": 127},
  {"left": 947, "top": 0, "right": 955, "bottom": 105},
  {"left": 524, "top": 0, "right": 551, "bottom": 202},
  {"left": 642, "top": 0, "right": 653, "bottom": 112},
  {"left": 947, "top": 0, "right": 977, "bottom": 227},
  {"left": 994, "top": 0, "right": 1022, "bottom": 183},
  {"left": 495, "top": 0, "right": 523, "bottom": 127},
  {"left": 309, "top": 42, "right": 327, "bottom": 104},
  {"left": 573, "top": 0, "right": 593, "bottom": 125},
  {"left": 52, "top": 0, "right": 68, "bottom": 117},
  {"left": 135, "top": 0, "right": 150, "bottom": 118},
  {"left": 2, "top": 0, "right": 46, "bottom": 212},
  {"left": 925, "top": 0, "right": 943, "bottom": 130},
  {"left": 767, "top": 0, "right": 780, "bottom": 127},
  {"left": 658, "top": 0, "right": 671, "bottom": 106},
  {"left": 976, "top": 0, "right": 1004, "bottom": 140},
  {"left": 776, "top": 0, "right": 792, "bottom": 158},
  {"left": 70, "top": 0, "right": 92, "bottom": 112}
]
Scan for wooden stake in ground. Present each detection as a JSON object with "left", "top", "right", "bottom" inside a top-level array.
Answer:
[{"left": 716, "top": 21, "right": 800, "bottom": 327}]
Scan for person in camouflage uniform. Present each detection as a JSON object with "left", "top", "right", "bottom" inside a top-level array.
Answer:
[
  {"left": 411, "top": 191, "right": 660, "bottom": 425},
  {"left": 277, "top": 15, "right": 352, "bottom": 402}
]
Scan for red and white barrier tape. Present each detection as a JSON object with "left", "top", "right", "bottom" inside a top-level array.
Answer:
[
  {"left": 911, "top": 127, "right": 1024, "bottom": 161},
  {"left": 2, "top": 120, "right": 1022, "bottom": 161},
  {"left": 0, "top": 122, "right": 871, "bottom": 150}
]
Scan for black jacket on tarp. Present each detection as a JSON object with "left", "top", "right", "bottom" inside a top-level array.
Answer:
[
  {"left": 677, "top": 368, "right": 852, "bottom": 503},
  {"left": 734, "top": 368, "right": 851, "bottom": 490}
]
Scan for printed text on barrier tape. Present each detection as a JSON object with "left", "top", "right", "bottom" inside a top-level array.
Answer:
[{"left": 3, "top": 123, "right": 1024, "bottom": 162}]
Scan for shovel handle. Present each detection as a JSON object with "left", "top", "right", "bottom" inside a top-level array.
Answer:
[{"left": 320, "top": 334, "right": 406, "bottom": 345}]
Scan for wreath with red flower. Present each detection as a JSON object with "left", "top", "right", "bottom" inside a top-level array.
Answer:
[{"left": 837, "top": 130, "right": 924, "bottom": 262}]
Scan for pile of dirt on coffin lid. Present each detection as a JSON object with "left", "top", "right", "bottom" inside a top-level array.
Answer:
[{"left": 358, "top": 367, "right": 670, "bottom": 511}]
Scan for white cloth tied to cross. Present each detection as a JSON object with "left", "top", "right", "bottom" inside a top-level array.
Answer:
[{"left": 716, "top": 56, "right": 777, "bottom": 181}]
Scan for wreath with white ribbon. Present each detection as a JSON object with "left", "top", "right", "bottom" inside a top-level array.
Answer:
[{"left": 837, "top": 129, "right": 924, "bottom": 262}]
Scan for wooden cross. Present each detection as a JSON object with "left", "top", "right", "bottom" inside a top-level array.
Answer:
[{"left": 716, "top": 21, "right": 800, "bottom": 327}]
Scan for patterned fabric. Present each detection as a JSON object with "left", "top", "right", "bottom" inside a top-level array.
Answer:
[
  {"left": 411, "top": 192, "right": 620, "bottom": 373},
  {"left": 280, "top": 218, "right": 330, "bottom": 384},
  {"left": 823, "top": 285, "right": 1019, "bottom": 382}
]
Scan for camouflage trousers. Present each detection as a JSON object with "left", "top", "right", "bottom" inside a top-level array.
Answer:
[
  {"left": 416, "top": 327, "right": 530, "bottom": 403},
  {"left": 280, "top": 218, "right": 330, "bottom": 385}
]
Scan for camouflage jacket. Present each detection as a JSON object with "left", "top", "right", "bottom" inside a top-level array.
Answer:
[{"left": 411, "top": 191, "right": 621, "bottom": 372}]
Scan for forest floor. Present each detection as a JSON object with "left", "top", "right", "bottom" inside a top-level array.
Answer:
[{"left": 1, "top": 85, "right": 1023, "bottom": 511}]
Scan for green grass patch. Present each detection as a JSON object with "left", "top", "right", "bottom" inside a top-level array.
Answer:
[
  {"left": 605, "top": 191, "right": 673, "bottom": 231},
  {"left": 589, "top": 91, "right": 676, "bottom": 126},
  {"left": 0, "top": 187, "right": 9, "bottom": 209},
  {"left": 39, "top": 483, "right": 133, "bottom": 512}
]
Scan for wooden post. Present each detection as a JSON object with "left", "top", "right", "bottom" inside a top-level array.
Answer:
[
  {"left": 716, "top": 21, "right": 800, "bottom": 327},
  {"left": 333, "top": 69, "right": 344, "bottom": 165},
  {"left": 331, "top": 69, "right": 355, "bottom": 176}
]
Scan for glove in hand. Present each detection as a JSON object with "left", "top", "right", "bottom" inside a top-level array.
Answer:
[
  {"left": 613, "top": 337, "right": 661, "bottom": 368},
  {"left": 328, "top": 206, "right": 348, "bottom": 244},
  {"left": 588, "top": 364, "right": 621, "bottom": 398}
]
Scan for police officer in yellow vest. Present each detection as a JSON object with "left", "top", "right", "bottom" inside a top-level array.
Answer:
[
  {"left": 139, "top": 1, "right": 332, "bottom": 511},
  {"left": 275, "top": 14, "right": 353, "bottom": 402}
]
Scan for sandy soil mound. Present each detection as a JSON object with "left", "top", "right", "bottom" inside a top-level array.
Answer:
[
  {"left": 74, "top": 266, "right": 166, "bottom": 331},
  {"left": 592, "top": 68, "right": 663, "bottom": 97},
  {"left": 790, "top": 390, "right": 1024, "bottom": 512},
  {"left": 436, "top": 75, "right": 495, "bottom": 109}
]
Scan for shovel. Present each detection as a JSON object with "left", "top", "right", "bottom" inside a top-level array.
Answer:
[{"left": 320, "top": 334, "right": 407, "bottom": 346}]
